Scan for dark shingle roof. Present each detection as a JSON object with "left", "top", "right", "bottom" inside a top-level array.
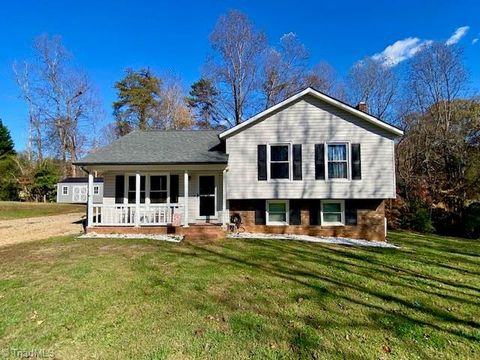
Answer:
[
  {"left": 59, "top": 177, "right": 104, "bottom": 183},
  {"left": 75, "top": 130, "right": 227, "bottom": 165}
]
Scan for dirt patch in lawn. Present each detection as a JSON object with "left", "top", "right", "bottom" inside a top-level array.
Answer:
[{"left": 0, "top": 212, "right": 85, "bottom": 247}]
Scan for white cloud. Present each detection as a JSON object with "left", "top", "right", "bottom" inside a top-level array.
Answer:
[
  {"left": 472, "top": 38, "right": 479, "bottom": 45},
  {"left": 371, "top": 37, "right": 432, "bottom": 67},
  {"left": 445, "top": 26, "right": 470, "bottom": 45}
]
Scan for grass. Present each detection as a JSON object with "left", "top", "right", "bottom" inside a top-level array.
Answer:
[
  {"left": 0, "top": 201, "right": 85, "bottom": 220},
  {"left": 0, "top": 231, "right": 478, "bottom": 359}
]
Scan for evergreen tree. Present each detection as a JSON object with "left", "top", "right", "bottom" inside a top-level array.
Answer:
[
  {"left": 0, "top": 119, "right": 15, "bottom": 158},
  {"left": 187, "top": 79, "right": 223, "bottom": 128},
  {"left": 113, "top": 68, "right": 163, "bottom": 136}
]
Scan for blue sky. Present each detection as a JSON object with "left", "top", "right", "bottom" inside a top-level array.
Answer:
[{"left": 0, "top": 0, "right": 479, "bottom": 151}]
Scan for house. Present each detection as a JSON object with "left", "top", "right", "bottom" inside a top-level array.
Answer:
[
  {"left": 75, "top": 88, "right": 403, "bottom": 241},
  {"left": 56, "top": 177, "right": 104, "bottom": 204}
]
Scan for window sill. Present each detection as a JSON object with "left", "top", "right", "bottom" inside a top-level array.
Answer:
[
  {"left": 325, "top": 179, "right": 351, "bottom": 183},
  {"left": 266, "top": 222, "right": 289, "bottom": 226},
  {"left": 321, "top": 223, "right": 345, "bottom": 227}
]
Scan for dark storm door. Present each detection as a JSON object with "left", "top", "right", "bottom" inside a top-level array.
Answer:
[{"left": 198, "top": 175, "right": 216, "bottom": 218}]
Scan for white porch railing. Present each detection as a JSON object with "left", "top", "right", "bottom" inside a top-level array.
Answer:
[{"left": 91, "top": 204, "right": 184, "bottom": 226}]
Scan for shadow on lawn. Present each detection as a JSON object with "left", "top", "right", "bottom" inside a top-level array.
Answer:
[{"left": 182, "top": 238, "right": 480, "bottom": 351}]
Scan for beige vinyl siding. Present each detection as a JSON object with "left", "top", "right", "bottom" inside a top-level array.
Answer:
[{"left": 225, "top": 94, "right": 397, "bottom": 199}]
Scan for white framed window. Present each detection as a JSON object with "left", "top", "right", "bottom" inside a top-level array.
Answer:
[
  {"left": 127, "top": 175, "right": 146, "bottom": 204},
  {"left": 326, "top": 143, "right": 349, "bottom": 179},
  {"left": 93, "top": 185, "right": 100, "bottom": 195},
  {"left": 321, "top": 200, "right": 345, "bottom": 226},
  {"left": 268, "top": 144, "right": 291, "bottom": 180},
  {"left": 62, "top": 186, "right": 68, "bottom": 195},
  {"left": 266, "top": 200, "right": 289, "bottom": 225},
  {"left": 123, "top": 173, "right": 170, "bottom": 204},
  {"left": 150, "top": 175, "right": 168, "bottom": 204}
]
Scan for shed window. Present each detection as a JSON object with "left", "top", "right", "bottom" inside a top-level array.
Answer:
[
  {"left": 321, "top": 200, "right": 345, "bottom": 226},
  {"left": 62, "top": 186, "right": 68, "bottom": 195},
  {"left": 93, "top": 186, "right": 100, "bottom": 195},
  {"left": 269, "top": 144, "right": 290, "bottom": 179}
]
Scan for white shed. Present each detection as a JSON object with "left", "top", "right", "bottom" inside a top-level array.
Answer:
[{"left": 56, "top": 177, "right": 103, "bottom": 204}]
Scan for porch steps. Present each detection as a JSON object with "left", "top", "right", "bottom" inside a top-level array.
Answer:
[{"left": 179, "top": 224, "right": 227, "bottom": 241}]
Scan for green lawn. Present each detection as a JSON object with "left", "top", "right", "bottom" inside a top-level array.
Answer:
[
  {"left": 0, "top": 232, "right": 478, "bottom": 359},
  {"left": 0, "top": 201, "right": 85, "bottom": 220}
]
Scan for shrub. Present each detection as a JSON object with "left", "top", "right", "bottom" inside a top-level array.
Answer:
[
  {"left": 463, "top": 202, "right": 480, "bottom": 239},
  {"left": 407, "top": 204, "right": 435, "bottom": 233},
  {"left": 0, "top": 180, "right": 19, "bottom": 201}
]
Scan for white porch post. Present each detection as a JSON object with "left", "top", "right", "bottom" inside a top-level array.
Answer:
[
  {"left": 183, "top": 171, "right": 189, "bottom": 227},
  {"left": 87, "top": 172, "right": 94, "bottom": 227},
  {"left": 222, "top": 168, "right": 228, "bottom": 227},
  {"left": 135, "top": 172, "right": 140, "bottom": 227}
]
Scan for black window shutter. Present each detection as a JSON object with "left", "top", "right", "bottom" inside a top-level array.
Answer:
[
  {"left": 351, "top": 144, "right": 361, "bottom": 180},
  {"left": 309, "top": 200, "right": 320, "bottom": 225},
  {"left": 170, "top": 175, "right": 179, "bottom": 203},
  {"left": 115, "top": 175, "right": 125, "bottom": 204},
  {"left": 293, "top": 144, "right": 302, "bottom": 180},
  {"left": 315, "top": 144, "right": 325, "bottom": 180},
  {"left": 289, "top": 200, "right": 302, "bottom": 225},
  {"left": 345, "top": 200, "right": 358, "bottom": 225},
  {"left": 254, "top": 200, "right": 266, "bottom": 225},
  {"left": 257, "top": 145, "right": 267, "bottom": 181}
]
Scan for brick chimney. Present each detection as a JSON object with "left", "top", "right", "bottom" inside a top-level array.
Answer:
[{"left": 356, "top": 101, "right": 368, "bottom": 113}]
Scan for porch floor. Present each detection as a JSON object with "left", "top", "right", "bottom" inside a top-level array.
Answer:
[{"left": 86, "top": 224, "right": 227, "bottom": 240}]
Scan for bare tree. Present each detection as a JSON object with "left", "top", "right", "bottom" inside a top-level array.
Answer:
[
  {"left": 208, "top": 10, "right": 267, "bottom": 125},
  {"left": 397, "top": 42, "right": 474, "bottom": 214},
  {"left": 262, "top": 33, "right": 309, "bottom": 107},
  {"left": 305, "top": 61, "right": 339, "bottom": 96},
  {"left": 14, "top": 35, "right": 99, "bottom": 176},
  {"left": 346, "top": 57, "right": 399, "bottom": 119},
  {"left": 154, "top": 74, "right": 194, "bottom": 130},
  {"left": 14, "top": 62, "right": 43, "bottom": 161}
]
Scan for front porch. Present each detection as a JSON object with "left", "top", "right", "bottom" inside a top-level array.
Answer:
[
  {"left": 84, "top": 164, "right": 229, "bottom": 229},
  {"left": 91, "top": 203, "right": 184, "bottom": 226}
]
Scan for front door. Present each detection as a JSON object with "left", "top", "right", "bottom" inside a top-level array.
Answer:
[{"left": 198, "top": 175, "right": 216, "bottom": 218}]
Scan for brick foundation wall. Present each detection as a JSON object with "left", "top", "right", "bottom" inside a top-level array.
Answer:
[
  {"left": 86, "top": 225, "right": 227, "bottom": 240},
  {"left": 229, "top": 199, "right": 386, "bottom": 241}
]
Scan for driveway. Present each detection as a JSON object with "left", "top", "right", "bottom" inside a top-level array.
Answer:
[{"left": 0, "top": 212, "right": 85, "bottom": 247}]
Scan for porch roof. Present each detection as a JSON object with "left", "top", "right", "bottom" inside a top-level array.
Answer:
[{"left": 75, "top": 130, "right": 228, "bottom": 166}]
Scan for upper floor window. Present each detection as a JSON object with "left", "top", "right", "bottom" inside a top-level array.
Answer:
[
  {"left": 327, "top": 143, "right": 348, "bottom": 179},
  {"left": 93, "top": 185, "right": 100, "bottom": 195},
  {"left": 269, "top": 144, "right": 290, "bottom": 179},
  {"left": 62, "top": 186, "right": 68, "bottom": 195}
]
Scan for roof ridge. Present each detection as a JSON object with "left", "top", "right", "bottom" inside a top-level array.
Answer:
[{"left": 138, "top": 129, "right": 222, "bottom": 132}]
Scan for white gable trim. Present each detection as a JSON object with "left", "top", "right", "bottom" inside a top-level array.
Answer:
[{"left": 219, "top": 88, "right": 404, "bottom": 139}]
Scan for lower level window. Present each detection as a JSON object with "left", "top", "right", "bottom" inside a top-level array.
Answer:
[
  {"left": 321, "top": 200, "right": 345, "bottom": 226},
  {"left": 266, "top": 200, "right": 289, "bottom": 225},
  {"left": 62, "top": 186, "right": 68, "bottom": 195}
]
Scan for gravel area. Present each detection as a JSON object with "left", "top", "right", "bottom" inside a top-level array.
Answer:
[
  {"left": 0, "top": 212, "right": 85, "bottom": 247},
  {"left": 79, "top": 233, "right": 183, "bottom": 242},
  {"left": 228, "top": 232, "right": 400, "bottom": 248}
]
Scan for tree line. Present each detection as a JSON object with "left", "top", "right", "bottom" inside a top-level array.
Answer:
[{"left": 0, "top": 10, "right": 478, "bottom": 237}]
